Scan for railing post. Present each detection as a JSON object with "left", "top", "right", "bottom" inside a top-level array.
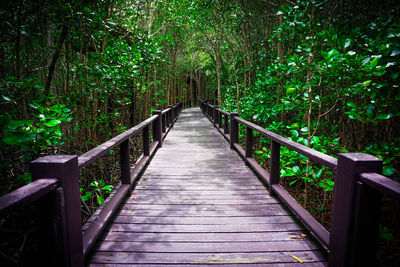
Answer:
[
  {"left": 143, "top": 125, "right": 150, "bottom": 156},
  {"left": 161, "top": 112, "right": 166, "bottom": 133},
  {"left": 30, "top": 155, "right": 83, "bottom": 267},
  {"left": 269, "top": 140, "right": 280, "bottom": 195},
  {"left": 329, "top": 153, "right": 382, "bottom": 267},
  {"left": 224, "top": 114, "right": 229, "bottom": 134},
  {"left": 213, "top": 105, "right": 218, "bottom": 127},
  {"left": 173, "top": 105, "right": 177, "bottom": 122},
  {"left": 120, "top": 140, "right": 131, "bottom": 186},
  {"left": 245, "top": 126, "right": 253, "bottom": 158},
  {"left": 168, "top": 105, "right": 173, "bottom": 127},
  {"left": 152, "top": 110, "right": 162, "bottom": 148},
  {"left": 230, "top": 112, "right": 239, "bottom": 149}
]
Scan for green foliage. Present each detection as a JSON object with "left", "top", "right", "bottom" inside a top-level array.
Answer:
[
  {"left": 1, "top": 96, "right": 71, "bottom": 156},
  {"left": 80, "top": 179, "right": 113, "bottom": 206}
]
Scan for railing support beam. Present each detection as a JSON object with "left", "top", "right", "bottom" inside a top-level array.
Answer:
[
  {"left": 230, "top": 112, "right": 239, "bottom": 149},
  {"left": 152, "top": 110, "right": 162, "bottom": 148},
  {"left": 245, "top": 126, "right": 253, "bottom": 158},
  {"left": 120, "top": 139, "right": 131, "bottom": 186},
  {"left": 269, "top": 141, "right": 280, "bottom": 195}
]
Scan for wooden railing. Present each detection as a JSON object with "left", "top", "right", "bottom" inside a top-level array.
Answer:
[
  {"left": 200, "top": 100, "right": 400, "bottom": 267},
  {"left": 0, "top": 101, "right": 191, "bottom": 267}
]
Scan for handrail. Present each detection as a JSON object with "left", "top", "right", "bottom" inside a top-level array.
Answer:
[
  {"left": 216, "top": 108, "right": 229, "bottom": 116},
  {"left": 78, "top": 115, "right": 158, "bottom": 168},
  {"left": 360, "top": 172, "right": 400, "bottom": 200},
  {"left": 234, "top": 117, "right": 338, "bottom": 170},
  {"left": 0, "top": 178, "right": 58, "bottom": 216},
  {"left": 200, "top": 100, "right": 400, "bottom": 266}
]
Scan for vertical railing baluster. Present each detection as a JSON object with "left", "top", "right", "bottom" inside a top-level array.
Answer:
[
  {"left": 161, "top": 112, "right": 166, "bottom": 134},
  {"left": 329, "top": 153, "right": 382, "bottom": 267},
  {"left": 31, "top": 155, "right": 83, "bottom": 267},
  {"left": 245, "top": 126, "right": 253, "bottom": 158},
  {"left": 120, "top": 139, "right": 131, "bottom": 185},
  {"left": 143, "top": 125, "right": 150, "bottom": 156},
  {"left": 229, "top": 112, "right": 239, "bottom": 149},
  {"left": 168, "top": 105, "right": 173, "bottom": 127},
  {"left": 152, "top": 110, "right": 162, "bottom": 148},
  {"left": 224, "top": 114, "right": 229, "bottom": 134},
  {"left": 269, "top": 140, "right": 280, "bottom": 195},
  {"left": 213, "top": 105, "right": 218, "bottom": 127},
  {"left": 219, "top": 111, "right": 223, "bottom": 128}
]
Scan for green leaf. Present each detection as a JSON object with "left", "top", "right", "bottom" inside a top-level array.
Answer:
[
  {"left": 344, "top": 39, "right": 351, "bottom": 49},
  {"left": 300, "top": 127, "right": 309, "bottom": 133},
  {"left": 292, "top": 166, "right": 300, "bottom": 174},
  {"left": 82, "top": 192, "right": 92, "bottom": 202},
  {"left": 346, "top": 101, "right": 357, "bottom": 108},
  {"left": 44, "top": 119, "right": 61, "bottom": 127},
  {"left": 286, "top": 87, "right": 296, "bottom": 94},
  {"left": 390, "top": 49, "right": 400, "bottom": 57},
  {"left": 370, "top": 56, "right": 380, "bottom": 69},
  {"left": 2, "top": 95, "right": 12, "bottom": 102},
  {"left": 29, "top": 103, "right": 38, "bottom": 109},
  {"left": 362, "top": 80, "right": 371, "bottom": 87},
  {"left": 97, "top": 194, "right": 104, "bottom": 205},
  {"left": 361, "top": 57, "right": 371, "bottom": 66},
  {"left": 375, "top": 113, "right": 393, "bottom": 120}
]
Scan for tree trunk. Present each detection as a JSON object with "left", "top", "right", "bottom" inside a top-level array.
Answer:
[{"left": 45, "top": 24, "right": 68, "bottom": 95}]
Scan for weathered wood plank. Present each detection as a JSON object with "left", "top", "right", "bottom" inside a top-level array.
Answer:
[
  {"left": 119, "top": 203, "right": 283, "bottom": 211},
  {"left": 88, "top": 263, "right": 327, "bottom": 267},
  {"left": 116, "top": 207, "right": 289, "bottom": 216},
  {"left": 103, "top": 223, "right": 305, "bottom": 232},
  {"left": 111, "top": 215, "right": 298, "bottom": 225},
  {"left": 93, "top": 240, "right": 320, "bottom": 253},
  {"left": 88, "top": 251, "right": 327, "bottom": 265},
  {"left": 100, "top": 231, "right": 308, "bottom": 242}
]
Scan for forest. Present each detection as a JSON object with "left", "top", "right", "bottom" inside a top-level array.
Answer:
[{"left": 0, "top": 0, "right": 399, "bottom": 265}]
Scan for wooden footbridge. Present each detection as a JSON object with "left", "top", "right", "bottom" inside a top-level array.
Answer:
[{"left": 1, "top": 101, "right": 399, "bottom": 266}]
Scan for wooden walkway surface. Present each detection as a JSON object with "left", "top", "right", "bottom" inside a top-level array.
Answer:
[{"left": 87, "top": 108, "right": 327, "bottom": 266}]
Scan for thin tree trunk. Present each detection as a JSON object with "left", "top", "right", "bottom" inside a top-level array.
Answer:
[{"left": 45, "top": 25, "right": 68, "bottom": 95}]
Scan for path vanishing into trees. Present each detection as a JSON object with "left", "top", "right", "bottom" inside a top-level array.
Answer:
[{"left": 85, "top": 108, "right": 327, "bottom": 265}]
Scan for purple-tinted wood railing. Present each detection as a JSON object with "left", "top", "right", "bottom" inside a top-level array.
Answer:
[
  {"left": 201, "top": 100, "right": 400, "bottom": 267},
  {"left": 0, "top": 102, "right": 187, "bottom": 267}
]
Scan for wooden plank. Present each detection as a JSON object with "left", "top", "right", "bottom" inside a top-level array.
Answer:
[
  {"left": 88, "top": 251, "right": 327, "bottom": 264},
  {"left": 133, "top": 185, "right": 266, "bottom": 190},
  {"left": 116, "top": 207, "right": 289, "bottom": 217},
  {"left": 93, "top": 240, "right": 320, "bottom": 253},
  {"left": 127, "top": 192, "right": 272, "bottom": 199},
  {"left": 100, "top": 231, "right": 308, "bottom": 242},
  {"left": 119, "top": 203, "right": 283, "bottom": 211},
  {"left": 124, "top": 199, "right": 279, "bottom": 205},
  {"left": 88, "top": 263, "right": 327, "bottom": 267},
  {"left": 103, "top": 223, "right": 305, "bottom": 233},
  {"left": 111, "top": 215, "right": 298, "bottom": 225}
]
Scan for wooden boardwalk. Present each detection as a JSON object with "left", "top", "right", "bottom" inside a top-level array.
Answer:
[{"left": 87, "top": 108, "right": 327, "bottom": 266}]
